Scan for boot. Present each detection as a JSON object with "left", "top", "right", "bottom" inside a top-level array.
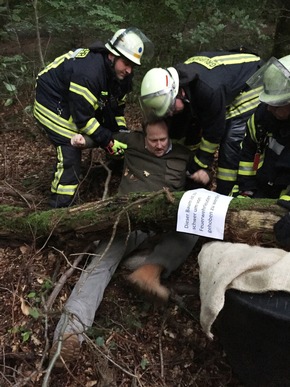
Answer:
[
  {"left": 126, "top": 264, "right": 170, "bottom": 302},
  {"left": 50, "top": 333, "right": 80, "bottom": 368}
]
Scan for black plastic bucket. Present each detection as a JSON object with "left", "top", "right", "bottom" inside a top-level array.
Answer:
[{"left": 214, "top": 289, "right": 290, "bottom": 387}]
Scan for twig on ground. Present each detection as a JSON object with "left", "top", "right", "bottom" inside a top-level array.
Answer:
[
  {"left": 46, "top": 243, "right": 93, "bottom": 310},
  {"left": 3, "top": 181, "right": 32, "bottom": 208},
  {"left": 98, "top": 157, "right": 112, "bottom": 200},
  {"left": 83, "top": 332, "right": 144, "bottom": 386},
  {"left": 158, "top": 312, "right": 169, "bottom": 380},
  {"left": 42, "top": 312, "right": 69, "bottom": 386}
]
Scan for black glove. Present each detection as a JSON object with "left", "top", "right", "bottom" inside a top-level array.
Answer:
[{"left": 273, "top": 213, "right": 290, "bottom": 248}]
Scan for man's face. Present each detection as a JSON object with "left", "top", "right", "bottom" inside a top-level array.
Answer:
[
  {"left": 114, "top": 56, "right": 134, "bottom": 80},
  {"left": 145, "top": 122, "right": 170, "bottom": 157},
  {"left": 267, "top": 103, "right": 290, "bottom": 120}
]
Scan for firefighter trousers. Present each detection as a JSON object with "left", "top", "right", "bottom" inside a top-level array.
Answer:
[
  {"left": 37, "top": 121, "right": 82, "bottom": 208},
  {"left": 216, "top": 87, "right": 261, "bottom": 195}
]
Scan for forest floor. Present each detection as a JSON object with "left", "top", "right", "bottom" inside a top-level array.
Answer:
[{"left": 0, "top": 100, "right": 243, "bottom": 387}]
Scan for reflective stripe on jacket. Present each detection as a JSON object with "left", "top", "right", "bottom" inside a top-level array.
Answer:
[
  {"left": 172, "top": 51, "right": 263, "bottom": 172},
  {"left": 237, "top": 103, "right": 290, "bottom": 194},
  {"left": 34, "top": 47, "right": 131, "bottom": 147}
]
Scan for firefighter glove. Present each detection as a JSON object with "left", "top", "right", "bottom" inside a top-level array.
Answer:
[
  {"left": 273, "top": 213, "right": 290, "bottom": 248},
  {"left": 105, "top": 140, "right": 127, "bottom": 156}
]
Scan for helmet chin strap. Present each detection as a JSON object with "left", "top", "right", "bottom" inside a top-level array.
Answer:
[
  {"left": 108, "top": 53, "right": 117, "bottom": 68},
  {"left": 176, "top": 88, "right": 190, "bottom": 104}
]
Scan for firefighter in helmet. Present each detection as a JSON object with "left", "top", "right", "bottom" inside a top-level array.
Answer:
[
  {"left": 233, "top": 54, "right": 290, "bottom": 248},
  {"left": 34, "top": 27, "right": 153, "bottom": 208},
  {"left": 139, "top": 50, "right": 264, "bottom": 195}
]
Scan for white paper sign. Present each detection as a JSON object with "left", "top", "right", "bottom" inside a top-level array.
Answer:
[{"left": 176, "top": 188, "right": 233, "bottom": 240}]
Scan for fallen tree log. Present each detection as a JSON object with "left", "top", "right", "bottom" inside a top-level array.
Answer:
[{"left": 0, "top": 190, "right": 287, "bottom": 249}]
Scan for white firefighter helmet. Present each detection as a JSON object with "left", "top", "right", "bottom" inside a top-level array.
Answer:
[
  {"left": 139, "top": 67, "right": 179, "bottom": 119},
  {"left": 247, "top": 55, "right": 290, "bottom": 106},
  {"left": 105, "top": 27, "right": 153, "bottom": 66}
]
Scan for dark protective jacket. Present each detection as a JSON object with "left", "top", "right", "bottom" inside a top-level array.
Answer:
[
  {"left": 169, "top": 51, "right": 263, "bottom": 173},
  {"left": 237, "top": 103, "right": 290, "bottom": 198},
  {"left": 34, "top": 42, "right": 132, "bottom": 148},
  {"left": 113, "top": 130, "right": 192, "bottom": 194}
]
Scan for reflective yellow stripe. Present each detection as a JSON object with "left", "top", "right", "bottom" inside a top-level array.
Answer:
[
  {"left": 226, "top": 86, "right": 262, "bottom": 119},
  {"left": 247, "top": 114, "right": 257, "bottom": 142},
  {"left": 200, "top": 138, "right": 219, "bottom": 154},
  {"left": 51, "top": 147, "right": 64, "bottom": 192},
  {"left": 212, "top": 54, "right": 261, "bottom": 64},
  {"left": 69, "top": 82, "right": 98, "bottom": 109},
  {"left": 230, "top": 184, "right": 240, "bottom": 196},
  {"left": 34, "top": 100, "right": 102, "bottom": 138},
  {"left": 184, "top": 54, "right": 261, "bottom": 69},
  {"left": 238, "top": 161, "right": 257, "bottom": 176},
  {"left": 51, "top": 147, "right": 78, "bottom": 195},
  {"left": 81, "top": 117, "right": 101, "bottom": 136},
  {"left": 216, "top": 167, "right": 237, "bottom": 181},
  {"left": 193, "top": 155, "right": 208, "bottom": 168},
  {"left": 115, "top": 116, "right": 126, "bottom": 126},
  {"left": 37, "top": 51, "right": 75, "bottom": 77},
  {"left": 51, "top": 183, "right": 78, "bottom": 195},
  {"left": 184, "top": 56, "right": 222, "bottom": 68},
  {"left": 34, "top": 102, "right": 78, "bottom": 138},
  {"left": 187, "top": 144, "right": 200, "bottom": 151},
  {"left": 34, "top": 100, "right": 77, "bottom": 130},
  {"left": 278, "top": 194, "right": 290, "bottom": 201}
]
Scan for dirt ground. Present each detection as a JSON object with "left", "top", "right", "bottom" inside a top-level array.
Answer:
[{"left": 0, "top": 101, "right": 243, "bottom": 387}]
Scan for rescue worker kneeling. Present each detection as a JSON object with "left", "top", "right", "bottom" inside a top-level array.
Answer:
[
  {"left": 232, "top": 54, "right": 290, "bottom": 248},
  {"left": 34, "top": 27, "right": 153, "bottom": 208}
]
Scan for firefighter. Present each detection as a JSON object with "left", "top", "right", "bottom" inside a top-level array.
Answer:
[
  {"left": 139, "top": 50, "right": 264, "bottom": 195},
  {"left": 232, "top": 54, "right": 290, "bottom": 248},
  {"left": 34, "top": 27, "right": 153, "bottom": 208}
]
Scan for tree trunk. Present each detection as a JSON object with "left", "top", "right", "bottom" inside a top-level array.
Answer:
[
  {"left": 0, "top": 191, "right": 287, "bottom": 249},
  {"left": 271, "top": 2, "right": 290, "bottom": 57}
]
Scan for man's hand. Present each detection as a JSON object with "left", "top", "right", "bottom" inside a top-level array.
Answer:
[
  {"left": 274, "top": 213, "right": 290, "bottom": 248},
  {"left": 105, "top": 140, "right": 127, "bottom": 156},
  {"left": 188, "top": 169, "right": 211, "bottom": 186},
  {"left": 71, "top": 134, "right": 86, "bottom": 148}
]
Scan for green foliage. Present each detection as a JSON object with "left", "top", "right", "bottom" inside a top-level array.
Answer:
[
  {"left": 0, "top": 0, "right": 286, "bottom": 104},
  {"left": 0, "top": 54, "right": 32, "bottom": 106},
  {"left": 37, "top": 0, "right": 125, "bottom": 43},
  {"left": 8, "top": 325, "right": 32, "bottom": 343},
  {"left": 140, "top": 356, "right": 149, "bottom": 370},
  {"left": 95, "top": 336, "right": 105, "bottom": 346},
  {"left": 168, "top": 1, "right": 272, "bottom": 58}
]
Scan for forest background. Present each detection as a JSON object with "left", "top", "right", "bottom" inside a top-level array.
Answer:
[
  {"left": 1, "top": 1, "right": 290, "bottom": 386},
  {"left": 1, "top": 0, "right": 290, "bottom": 107}
]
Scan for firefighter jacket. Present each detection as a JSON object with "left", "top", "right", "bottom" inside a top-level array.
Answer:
[
  {"left": 34, "top": 42, "right": 132, "bottom": 148},
  {"left": 169, "top": 51, "right": 263, "bottom": 173},
  {"left": 237, "top": 103, "right": 290, "bottom": 198},
  {"left": 113, "top": 130, "right": 192, "bottom": 194}
]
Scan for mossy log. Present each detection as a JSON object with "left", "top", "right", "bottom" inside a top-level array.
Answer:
[{"left": 0, "top": 190, "right": 287, "bottom": 248}]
